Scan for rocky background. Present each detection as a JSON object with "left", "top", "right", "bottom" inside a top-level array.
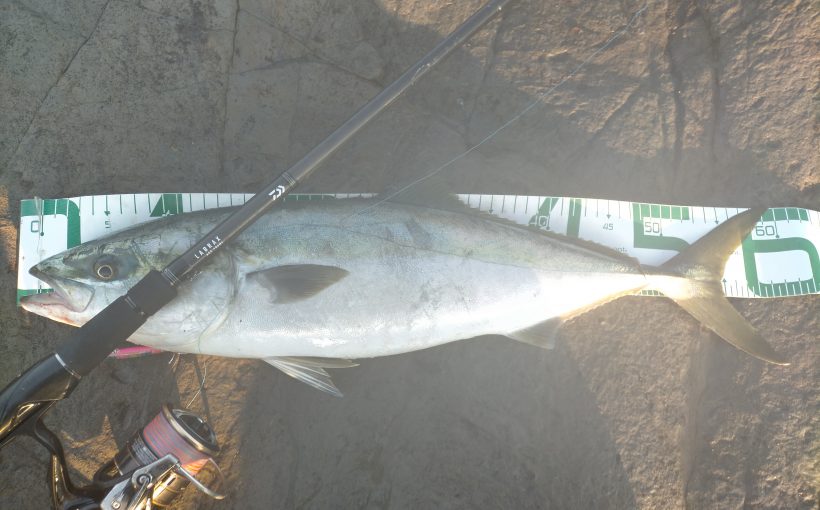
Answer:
[{"left": 0, "top": 0, "right": 817, "bottom": 508}]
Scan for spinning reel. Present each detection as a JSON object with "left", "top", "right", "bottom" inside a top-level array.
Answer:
[{"left": 36, "top": 404, "right": 224, "bottom": 509}]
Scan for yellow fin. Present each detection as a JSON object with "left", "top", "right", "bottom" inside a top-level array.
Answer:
[
  {"left": 507, "top": 318, "right": 563, "bottom": 350},
  {"left": 649, "top": 208, "right": 788, "bottom": 365},
  {"left": 651, "top": 277, "right": 788, "bottom": 364}
]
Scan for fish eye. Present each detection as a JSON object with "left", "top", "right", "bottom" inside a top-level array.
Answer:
[{"left": 93, "top": 257, "right": 117, "bottom": 281}]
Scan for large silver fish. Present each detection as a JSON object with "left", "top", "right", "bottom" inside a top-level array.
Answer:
[{"left": 21, "top": 196, "right": 787, "bottom": 396}]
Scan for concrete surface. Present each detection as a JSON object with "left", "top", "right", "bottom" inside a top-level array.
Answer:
[{"left": 0, "top": 0, "right": 817, "bottom": 508}]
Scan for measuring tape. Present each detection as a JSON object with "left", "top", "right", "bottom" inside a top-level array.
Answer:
[{"left": 17, "top": 193, "right": 820, "bottom": 302}]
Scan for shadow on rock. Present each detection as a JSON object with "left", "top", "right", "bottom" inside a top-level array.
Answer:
[
  {"left": 213, "top": 339, "right": 636, "bottom": 509},
  {"left": 0, "top": 0, "right": 816, "bottom": 508}
]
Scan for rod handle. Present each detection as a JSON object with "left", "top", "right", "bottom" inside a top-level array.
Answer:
[
  {"left": 56, "top": 270, "right": 177, "bottom": 376},
  {"left": 0, "top": 355, "right": 77, "bottom": 446},
  {"left": 0, "top": 270, "right": 176, "bottom": 445}
]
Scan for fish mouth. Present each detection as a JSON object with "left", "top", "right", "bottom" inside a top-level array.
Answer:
[{"left": 21, "top": 266, "right": 95, "bottom": 322}]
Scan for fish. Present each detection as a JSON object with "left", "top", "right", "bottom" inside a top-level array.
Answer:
[{"left": 20, "top": 195, "right": 787, "bottom": 397}]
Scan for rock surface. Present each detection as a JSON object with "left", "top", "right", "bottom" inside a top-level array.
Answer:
[{"left": 0, "top": 0, "right": 817, "bottom": 508}]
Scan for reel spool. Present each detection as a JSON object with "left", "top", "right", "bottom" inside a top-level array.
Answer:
[
  {"left": 92, "top": 404, "right": 224, "bottom": 508},
  {"left": 47, "top": 404, "right": 224, "bottom": 509}
]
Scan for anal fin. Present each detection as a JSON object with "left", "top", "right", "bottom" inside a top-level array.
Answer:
[
  {"left": 507, "top": 317, "right": 563, "bottom": 350},
  {"left": 264, "top": 356, "right": 358, "bottom": 397}
]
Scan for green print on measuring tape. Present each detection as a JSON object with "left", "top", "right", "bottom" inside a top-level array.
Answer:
[
  {"left": 528, "top": 197, "right": 560, "bottom": 230},
  {"left": 742, "top": 236, "right": 820, "bottom": 297},
  {"left": 528, "top": 198, "right": 617, "bottom": 238},
  {"left": 631, "top": 203, "right": 690, "bottom": 252},
  {"left": 20, "top": 198, "right": 81, "bottom": 249},
  {"left": 762, "top": 207, "right": 809, "bottom": 223},
  {"left": 566, "top": 198, "right": 582, "bottom": 237},
  {"left": 150, "top": 193, "right": 185, "bottom": 217}
]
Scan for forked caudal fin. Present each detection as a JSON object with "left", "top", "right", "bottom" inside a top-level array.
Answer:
[{"left": 647, "top": 207, "right": 789, "bottom": 365}]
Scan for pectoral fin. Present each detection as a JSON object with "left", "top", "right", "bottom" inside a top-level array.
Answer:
[
  {"left": 250, "top": 264, "right": 349, "bottom": 303},
  {"left": 507, "top": 318, "right": 563, "bottom": 350},
  {"left": 264, "top": 356, "right": 357, "bottom": 397}
]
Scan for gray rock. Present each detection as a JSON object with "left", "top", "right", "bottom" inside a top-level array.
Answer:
[{"left": 0, "top": 1, "right": 816, "bottom": 508}]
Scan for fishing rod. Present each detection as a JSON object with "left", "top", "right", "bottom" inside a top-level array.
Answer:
[{"left": 0, "top": 0, "right": 512, "bottom": 508}]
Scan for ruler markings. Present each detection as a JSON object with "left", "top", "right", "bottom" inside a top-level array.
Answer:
[{"left": 17, "top": 193, "right": 820, "bottom": 300}]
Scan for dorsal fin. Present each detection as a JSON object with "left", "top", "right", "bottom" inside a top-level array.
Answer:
[
  {"left": 527, "top": 227, "right": 642, "bottom": 267},
  {"left": 384, "top": 182, "right": 641, "bottom": 266},
  {"left": 381, "top": 178, "right": 470, "bottom": 213}
]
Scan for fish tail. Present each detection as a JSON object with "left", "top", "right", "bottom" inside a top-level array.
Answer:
[{"left": 645, "top": 207, "right": 788, "bottom": 365}]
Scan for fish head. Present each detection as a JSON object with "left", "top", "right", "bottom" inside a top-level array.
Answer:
[{"left": 21, "top": 226, "right": 184, "bottom": 326}]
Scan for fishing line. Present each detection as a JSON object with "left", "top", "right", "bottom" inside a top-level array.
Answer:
[
  {"left": 186, "top": 357, "right": 209, "bottom": 409},
  {"left": 346, "top": 2, "right": 650, "bottom": 220}
]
